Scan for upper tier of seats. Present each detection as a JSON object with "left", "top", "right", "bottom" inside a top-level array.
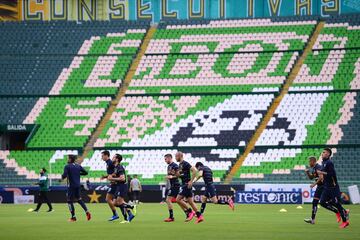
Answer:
[
  {"left": 147, "top": 18, "right": 316, "bottom": 54},
  {"left": 127, "top": 51, "right": 298, "bottom": 94},
  {"left": 0, "top": 97, "right": 39, "bottom": 124},
  {"left": 313, "top": 21, "right": 360, "bottom": 50},
  {"left": 0, "top": 20, "right": 149, "bottom": 54},
  {"left": 0, "top": 22, "right": 147, "bottom": 96},
  {"left": 290, "top": 49, "right": 360, "bottom": 91}
]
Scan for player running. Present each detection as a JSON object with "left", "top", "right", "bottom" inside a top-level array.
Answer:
[
  {"left": 108, "top": 154, "right": 136, "bottom": 223},
  {"left": 193, "top": 162, "right": 235, "bottom": 214},
  {"left": 175, "top": 151, "right": 204, "bottom": 224},
  {"left": 304, "top": 156, "right": 326, "bottom": 224},
  {"left": 61, "top": 155, "right": 91, "bottom": 222},
  {"left": 101, "top": 150, "right": 119, "bottom": 221},
  {"left": 163, "top": 153, "right": 181, "bottom": 222},
  {"left": 316, "top": 148, "right": 350, "bottom": 229}
]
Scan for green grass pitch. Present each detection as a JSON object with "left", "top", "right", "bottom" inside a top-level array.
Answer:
[{"left": 1, "top": 203, "right": 359, "bottom": 240}]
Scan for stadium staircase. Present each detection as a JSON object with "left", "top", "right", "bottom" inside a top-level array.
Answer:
[
  {"left": 80, "top": 25, "right": 157, "bottom": 162},
  {"left": 225, "top": 21, "right": 326, "bottom": 183}
]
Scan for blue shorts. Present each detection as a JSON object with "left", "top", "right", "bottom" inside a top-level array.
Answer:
[
  {"left": 107, "top": 185, "right": 117, "bottom": 196},
  {"left": 179, "top": 185, "right": 193, "bottom": 198},
  {"left": 320, "top": 186, "right": 341, "bottom": 204},
  {"left": 67, "top": 187, "right": 80, "bottom": 201},
  {"left": 313, "top": 185, "right": 324, "bottom": 200},
  {"left": 203, "top": 184, "right": 217, "bottom": 198},
  {"left": 167, "top": 186, "right": 180, "bottom": 197},
  {"left": 116, "top": 184, "right": 128, "bottom": 198}
]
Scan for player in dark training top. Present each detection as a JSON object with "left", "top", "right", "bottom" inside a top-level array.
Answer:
[
  {"left": 108, "top": 154, "right": 136, "bottom": 223},
  {"left": 316, "top": 148, "right": 350, "bottom": 229},
  {"left": 100, "top": 150, "right": 119, "bottom": 221},
  {"left": 61, "top": 155, "right": 91, "bottom": 222},
  {"left": 163, "top": 153, "right": 182, "bottom": 222},
  {"left": 193, "top": 162, "right": 235, "bottom": 215},
  {"left": 175, "top": 151, "right": 204, "bottom": 224},
  {"left": 304, "top": 156, "right": 328, "bottom": 224}
]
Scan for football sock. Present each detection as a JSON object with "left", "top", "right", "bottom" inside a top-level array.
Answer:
[
  {"left": 119, "top": 204, "right": 127, "bottom": 220},
  {"left": 311, "top": 199, "right": 319, "bottom": 220},
  {"left": 67, "top": 201, "right": 75, "bottom": 218},
  {"left": 196, "top": 211, "right": 202, "bottom": 218},
  {"left": 200, "top": 203, "right": 206, "bottom": 214},
  {"left": 169, "top": 209, "right": 174, "bottom": 219},
  {"left": 332, "top": 201, "right": 347, "bottom": 222},
  {"left": 46, "top": 202, "right": 53, "bottom": 210},
  {"left": 77, "top": 199, "right": 88, "bottom": 212},
  {"left": 112, "top": 209, "right": 117, "bottom": 216},
  {"left": 35, "top": 203, "right": 42, "bottom": 211}
]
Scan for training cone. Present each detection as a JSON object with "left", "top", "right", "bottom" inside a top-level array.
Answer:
[
  {"left": 279, "top": 208, "right": 287, "bottom": 212},
  {"left": 296, "top": 205, "right": 303, "bottom": 209},
  {"left": 27, "top": 208, "right": 34, "bottom": 212}
]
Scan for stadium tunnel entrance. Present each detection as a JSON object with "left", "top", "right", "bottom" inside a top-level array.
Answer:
[{"left": 0, "top": 124, "right": 36, "bottom": 150}]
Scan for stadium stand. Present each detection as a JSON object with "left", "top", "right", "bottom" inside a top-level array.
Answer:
[
  {"left": 0, "top": 16, "right": 359, "bottom": 188},
  {"left": 94, "top": 94, "right": 274, "bottom": 147},
  {"left": 290, "top": 49, "right": 360, "bottom": 91},
  {"left": 0, "top": 23, "right": 148, "bottom": 96},
  {"left": 24, "top": 97, "right": 112, "bottom": 148},
  {"left": 0, "top": 21, "right": 149, "bottom": 54},
  {"left": 0, "top": 150, "right": 77, "bottom": 186},
  {"left": 127, "top": 18, "right": 317, "bottom": 94},
  {"left": 253, "top": 92, "right": 360, "bottom": 146},
  {"left": 127, "top": 52, "right": 298, "bottom": 94},
  {"left": 0, "top": 97, "right": 39, "bottom": 124},
  {"left": 289, "top": 16, "right": 360, "bottom": 91},
  {"left": 0, "top": 148, "right": 239, "bottom": 186},
  {"left": 233, "top": 147, "right": 360, "bottom": 189},
  {"left": 147, "top": 18, "right": 316, "bottom": 54},
  {"left": 229, "top": 16, "right": 360, "bottom": 188}
]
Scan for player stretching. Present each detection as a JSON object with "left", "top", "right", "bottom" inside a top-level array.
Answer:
[
  {"left": 108, "top": 154, "right": 136, "bottom": 223},
  {"left": 61, "top": 155, "right": 91, "bottom": 222},
  {"left": 101, "top": 150, "right": 119, "bottom": 221},
  {"left": 175, "top": 151, "right": 204, "bottom": 224},
  {"left": 193, "top": 162, "right": 235, "bottom": 215},
  {"left": 317, "top": 148, "right": 350, "bottom": 229},
  {"left": 163, "top": 153, "right": 181, "bottom": 222},
  {"left": 304, "top": 156, "right": 326, "bottom": 224}
]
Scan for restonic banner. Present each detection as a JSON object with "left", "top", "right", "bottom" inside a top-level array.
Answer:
[
  {"left": 235, "top": 191, "right": 302, "bottom": 204},
  {"left": 244, "top": 184, "right": 316, "bottom": 203}
]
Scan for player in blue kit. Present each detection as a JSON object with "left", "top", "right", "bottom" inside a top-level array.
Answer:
[
  {"left": 108, "top": 154, "right": 136, "bottom": 223},
  {"left": 316, "top": 148, "right": 350, "bottom": 229},
  {"left": 304, "top": 156, "right": 328, "bottom": 224},
  {"left": 163, "top": 153, "right": 182, "bottom": 222},
  {"left": 101, "top": 150, "right": 119, "bottom": 221},
  {"left": 193, "top": 162, "right": 235, "bottom": 215},
  {"left": 61, "top": 155, "right": 91, "bottom": 222},
  {"left": 175, "top": 151, "right": 204, "bottom": 224}
]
